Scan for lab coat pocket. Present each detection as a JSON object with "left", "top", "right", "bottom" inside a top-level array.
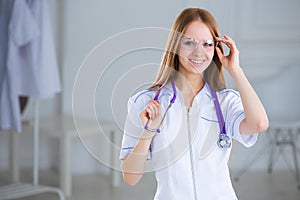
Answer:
[{"left": 199, "top": 115, "right": 219, "bottom": 159}]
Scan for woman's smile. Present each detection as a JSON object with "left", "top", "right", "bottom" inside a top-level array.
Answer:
[{"left": 188, "top": 58, "right": 206, "bottom": 67}]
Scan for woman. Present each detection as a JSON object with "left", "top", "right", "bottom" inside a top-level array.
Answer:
[{"left": 120, "top": 8, "right": 268, "bottom": 200}]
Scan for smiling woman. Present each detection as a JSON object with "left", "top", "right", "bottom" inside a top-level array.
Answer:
[
  {"left": 120, "top": 7, "right": 269, "bottom": 200},
  {"left": 178, "top": 20, "right": 218, "bottom": 79},
  {"left": 148, "top": 8, "right": 225, "bottom": 93}
]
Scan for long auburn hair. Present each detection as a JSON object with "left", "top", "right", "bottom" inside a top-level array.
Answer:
[{"left": 148, "top": 8, "right": 226, "bottom": 91}]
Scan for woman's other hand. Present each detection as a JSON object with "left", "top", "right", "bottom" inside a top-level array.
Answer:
[
  {"left": 140, "top": 100, "right": 162, "bottom": 130},
  {"left": 215, "top": 35, "right": 240, "bottom": 73}
]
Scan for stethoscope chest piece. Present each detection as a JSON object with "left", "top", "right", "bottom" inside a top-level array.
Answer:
[{"left": 217, "top": 134, "right": 231, "bottom": 149}]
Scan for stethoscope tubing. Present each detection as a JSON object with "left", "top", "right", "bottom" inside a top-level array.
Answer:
[
  {"left": 143, "top": 80, "right": 231, "bottom": 148},
  {"left": 144, "top": 80, "right": 176, "bottom": 133}
]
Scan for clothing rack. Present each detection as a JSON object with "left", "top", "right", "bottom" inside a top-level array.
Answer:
[{"left": 0, "top": 100, "right": 65, "bottom": 200}]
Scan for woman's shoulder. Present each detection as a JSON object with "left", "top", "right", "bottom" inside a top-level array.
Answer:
[
  {"left": 128, "top": 84, "right": 172, "bottom": 107},
  {"left": 129, "top": 84, "right": 172, "bottom": 103},
  {"left": 128, "top": 89, "right": 156, "bottom": 105},
  {"left": 217, "top": 88, "right": 241, "bottom": 100}
]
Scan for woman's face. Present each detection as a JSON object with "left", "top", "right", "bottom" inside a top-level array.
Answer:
[{"left": 177, "top": 20, "right": 215, "bottom": 77}]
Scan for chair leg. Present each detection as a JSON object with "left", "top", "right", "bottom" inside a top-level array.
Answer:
[
  {"left": 60, "top": 134, "right": 72, "bottom": 197},
  {"left": 10, "top": 130, "right": 20, "bottom": 182},
  {"left": 268, "top": 129, "right": 279, "bottom": 174},
  {"left": 290, "top": 130, "right": 300, "bottom": 190}
]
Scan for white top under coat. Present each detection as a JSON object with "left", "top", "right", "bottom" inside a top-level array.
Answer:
[{"left": 120, "top": 81, "right": 258, "bottom": 200}]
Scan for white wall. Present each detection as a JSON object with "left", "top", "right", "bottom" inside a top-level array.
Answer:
[
  {"left": 60, "top": 0, "right": 186, "bottom": 174},
  {"left": 1, "top": 0, "right": 300, "bottom": 174}
]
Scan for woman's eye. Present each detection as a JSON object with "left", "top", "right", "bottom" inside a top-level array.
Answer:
[
  {"left": 184, "top": 41, "right": 195, "bottom": 46},
  {"left": 181, "top": 38, "right": 197, "bottom": 48},
  {"left": 203, "top": 40, "right": 214, "bottom": 47}
]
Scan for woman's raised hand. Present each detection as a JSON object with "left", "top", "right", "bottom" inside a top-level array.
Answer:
[{"left": 215, "top": 35, "right": 240, "bottom": 73}]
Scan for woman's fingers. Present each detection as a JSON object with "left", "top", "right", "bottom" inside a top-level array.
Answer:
[
  {"left": 215, "top": 35, "right": 240, "bottom": 71},
  {"left": 216, "top": 35, "right": 237, "bottom": 51},
  {"left": 146, "top": 100, "right": 160, "bottom": 120},
  {"left": 140, "top": 100, "right": 161, "bottom": 129},
  {"left": 216, "top": 35, "right": 234, "bottom": 44},
  {"left": 224, "top": 35, "right": 234, "bottom": 43},
  {"left": 147, "top": 101, "right": 155, "bottom": 119}
]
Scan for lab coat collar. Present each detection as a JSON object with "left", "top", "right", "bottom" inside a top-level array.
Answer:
[{"left": 163, "top": 80, "right": 211, "bottom": 98}]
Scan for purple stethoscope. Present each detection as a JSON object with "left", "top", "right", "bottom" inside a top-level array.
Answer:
[{"left": 144, "top": 80, "right": 231, "bottom": 149}]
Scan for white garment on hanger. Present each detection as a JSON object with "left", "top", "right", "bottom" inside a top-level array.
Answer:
[
  {"left": 0, "top": 0, "right": 16, "bottom": 132},
  {"left": 0, "top": 0, "right": 61, "bottom": 132},
  {"left": 8, "top": 0, "right": 61, "bottom": 98}
]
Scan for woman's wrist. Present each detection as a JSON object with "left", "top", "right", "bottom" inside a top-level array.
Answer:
[
  {"left": 229, "top": 66, "right": 243, "bottom": 79},
  {"left": 143, "top": 119, "right": 160, "bottom": 133},
  {"left": 144, "top": 123, "right": 160, "bottom": 133},
  {"left": 140, "top": 129, "right": 156, "bottom": 140}
]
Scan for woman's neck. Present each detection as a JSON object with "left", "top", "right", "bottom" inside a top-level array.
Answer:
[
  {"left": 175, "top": 75, "right": 204, "bottom": 108},
  {"left": 175, "top": 73, "right": 205, "bottom": 95}
]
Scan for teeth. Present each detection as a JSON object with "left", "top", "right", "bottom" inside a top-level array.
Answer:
[{"left": 190, "top": 59, "right": 203, "bottom": 64}]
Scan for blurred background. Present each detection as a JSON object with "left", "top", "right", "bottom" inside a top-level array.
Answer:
[{"left": 0, "top": 0, "right": 300, "bottom": 199}]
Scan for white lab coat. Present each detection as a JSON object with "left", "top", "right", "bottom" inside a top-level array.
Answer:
[
  {"left": 120, "top": 81, "right": 258, "bottom": 200},
  {"left": 0, "top": 0, "right": 60, "bottom": 132},
  {"left": 0, "top": 0, "right": 15, "bottom": 131}
]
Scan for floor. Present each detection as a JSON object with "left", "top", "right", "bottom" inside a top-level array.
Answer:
[{"left": 1, "top": 170, "right": 300, "bottom": 200}]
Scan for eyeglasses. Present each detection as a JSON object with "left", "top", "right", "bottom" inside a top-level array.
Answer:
[{"left": 180, "top": 37, "right": 218, "bottom": 51}]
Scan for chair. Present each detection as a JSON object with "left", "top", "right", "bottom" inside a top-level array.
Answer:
[
  {"left": 0, "top": 100, "right": 65, "bottom": 200},
  {"left": 6, "top": 101, "right": 121, "bottom": 198},
  {"left": 267, "top": 120, "right": 300, "bottom": 189}
]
